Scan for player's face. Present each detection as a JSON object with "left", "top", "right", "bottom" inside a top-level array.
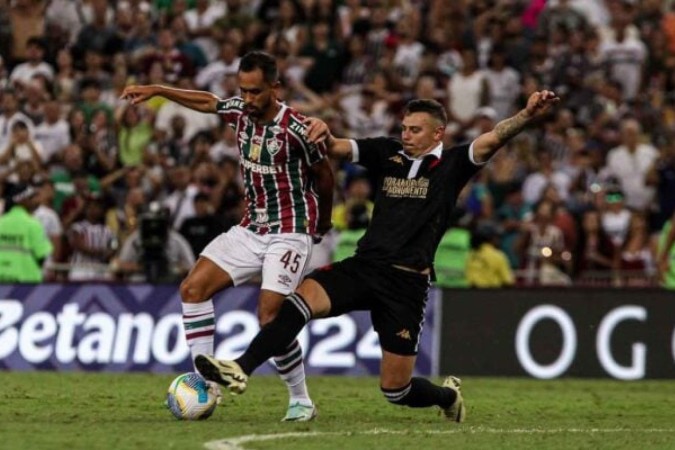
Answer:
[
  {"left": 400, "top": 112, "right": 444, "bottom": 156},
  {"left": 238, "top": 68, "right": 278, "bottom": 120}
]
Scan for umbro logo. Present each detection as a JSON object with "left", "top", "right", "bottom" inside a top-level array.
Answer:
[
  {"left": 389, "top": 155, "right": 404, "bottom": 165},
  {"left": 396, "top": 329, "right": 412, "bottom": 340}
]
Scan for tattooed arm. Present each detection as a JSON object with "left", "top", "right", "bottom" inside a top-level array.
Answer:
[{"left": 472, "top": 90, "right": 559, "bottom": 164}]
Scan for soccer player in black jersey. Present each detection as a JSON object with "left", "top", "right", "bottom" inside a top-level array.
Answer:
[{"left": 195, "top": 90, "right": 560, "bottom": 422}]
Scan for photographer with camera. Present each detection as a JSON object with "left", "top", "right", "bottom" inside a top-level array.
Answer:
[{"left": 113, "top": 202, "right": 195, "bottom": 282}]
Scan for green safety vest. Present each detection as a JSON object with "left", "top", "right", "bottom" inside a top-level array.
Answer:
[
  {"left": 0, "top": 206, "right": 53, "bottom": 282},
  {"left": 658, "top": 220, "right": 675, "bottom": 289},
  {"left": 434, "top": 228, "right": 470, "bottom": 288}
]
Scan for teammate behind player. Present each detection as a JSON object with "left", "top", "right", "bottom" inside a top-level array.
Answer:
[{"left": 121, "top": 51, "right": 334, "bottom": 422}]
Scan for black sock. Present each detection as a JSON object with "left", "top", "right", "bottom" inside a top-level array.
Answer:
[
  {"left": 381, "top": 378, "right": 457, "bottom": 408},
  {"left": 235, "top": 293, "right": 311, "bottom": 375}
]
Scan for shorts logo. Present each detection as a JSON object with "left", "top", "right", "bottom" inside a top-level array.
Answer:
[
  {"left": 277, "top": 274, "right": 293, "bottom": 287},
  {"left": 396, "top": 329, "right": 412, "bottom": 340}
]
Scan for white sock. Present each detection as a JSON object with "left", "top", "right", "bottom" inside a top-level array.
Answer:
[
  {"left": 182, "top": 299, "right": 215, "bottom": 371},
  {"left": 273, "top": 339, "right": 312, "bottom": 406}
]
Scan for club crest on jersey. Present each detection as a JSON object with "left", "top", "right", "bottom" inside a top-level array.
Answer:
[
  {"left": 389, "top": 155, "right": 404, "bottom": 165},
  {"left": 266, "top": 138, "right": 282, "bottom": 156}
]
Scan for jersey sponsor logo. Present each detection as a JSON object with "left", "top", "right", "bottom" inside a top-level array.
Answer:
[
  {"left": 289, "top": 121, "right": 306, "bottom": 136},
  {"left": 241, "top": 159, "right": 284, "bottom": 175},
  {"left": 221, "top": 98, "right": 245, "bottom": 110},
  {"left": 396, "top": 329, "right": 412, "bottom": 340},
  {"left": 266, "top": 137, "right": 282, "bottom": 156},
  {"left": 389, "top": 155, "right": 404, "bottom": 165},
  {"left": 382, "top": 176, "right": 429, "bottom": 199}
]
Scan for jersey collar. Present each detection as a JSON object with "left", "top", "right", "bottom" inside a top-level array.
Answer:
[{"left": 399, "top": 142, "right": 443, "bottom": 161}]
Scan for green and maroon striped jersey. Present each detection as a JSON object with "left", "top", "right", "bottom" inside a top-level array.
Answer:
[{"left": 215, "top": 97, "right": 327, "bottom": 235}]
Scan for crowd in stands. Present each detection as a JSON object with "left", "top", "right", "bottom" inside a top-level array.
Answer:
[{"left": 1, "top": 0, "right": 675, "bottom": 287}]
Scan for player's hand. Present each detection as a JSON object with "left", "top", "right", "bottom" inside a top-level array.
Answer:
[
  {"left": 524, "top": 90, "right": 559, "bottom": 119},
  {"left": 120, "top": 85, "right": 156, "bottom": 105},
  {"left": 303, "top": 117, "right": 330, "bottom": 144}
]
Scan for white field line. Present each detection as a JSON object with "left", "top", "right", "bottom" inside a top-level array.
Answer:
[{"left": 204, "top": 427, "right": 675, "bottom": 450}]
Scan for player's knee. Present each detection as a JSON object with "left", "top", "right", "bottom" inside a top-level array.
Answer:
[
  {"left": 179, "top": 278, "right": 206, "bottom": 303},
  {"left": 380, "top": 382, "right": 412, "bottom": 406},
  {"left": 257, "top": 309, "right": 276, "bottom": 326}
]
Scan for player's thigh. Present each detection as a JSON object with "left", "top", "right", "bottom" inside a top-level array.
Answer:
[
  {"left": 304, "top": 258, "right": 374, "bottom": 318},
  {"left": 180, "top": 257, "right": 234, "bottom": 302},
  {"left": 371, "top": 267, "right": 430, "bottom": 362},
  {"left": 261, "top": 233, "right": 313, "bottom": 296},
  {"left": 380, "top": 350, "right": 417, "bottom": 389},
  {"left": 200, "top": 226, "right": 264, "bottom": 286}
]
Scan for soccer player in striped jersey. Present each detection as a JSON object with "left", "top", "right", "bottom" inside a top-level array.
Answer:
[{"left": 121, "top": 51, "right": 334, "bottom": 422}]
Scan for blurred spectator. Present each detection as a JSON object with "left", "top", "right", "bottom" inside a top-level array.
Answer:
[
  {"left": 9, "top": 36, "right": 53, "bottom": 88},
  {"left": 162, "top": 165, "right": 197, "bottom": 230},
  {"left": 618, "top": 212, "right": 655, "bottom": 282},
  {"left": 466, "top": 224, "right": 514, "bottom": 288},
  {"left": 8, "top": 0, "right": 45, "bottom": 64},
  {"left": 601, "top": 189, "right": 632, "bottom": 249},
  {"left": 179, "top": 192, "right": 225, "bottom": 257},
  {"left": 605, "top": 118, "right": 658, "bottom": 211},
  {"left": 332, "top": 175, "right": 373, "bottom": 232},
  {"left": 497, "top": 182, "right": 532, "bottom": 269},
  {"left": 485, "top": 47, "right": 520, "bottom": 120},
  {"left": 0, "top": 120, "right": 44, "bottom": 175},
  {"left": 195, "top": 40, "right": 241, "bottom": 97},
  {"left": 518, "top": 199, "right": 569, "bottom": 286},
  {"left": 116, "top": 103, "right": 153, "bottom": 167},
  {"left": 67, "top": 193, "right": 116, "bottom": 281},
  {"left": 32, "top": 177, "right": 63, "bottom": 279},
  {"left": 0, "top": 88, "right": 35, "bottom": 150},
  {"left": 576, "top": 208, "right": 615, "bottom": 277},
  {"left": 447, "top": 49, "right": 489, "bottom": 127},
  {"left": 522, "top": 151, "right": 571, "bottom": 205},
  {"left": 51, "top": 144, "right": 101, "bottom": 213},
  {"left": 0, "top": 183, "right": 52, "bottom": 282},
  {"left": 154, "top": 79, "right": 219, "bottom": 142}
]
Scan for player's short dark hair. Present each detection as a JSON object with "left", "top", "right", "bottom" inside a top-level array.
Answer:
[
  {"left": 403, "top": 99, "right": 448, "bottom": 126},
  {"left": 239, "top": 51, "right": 279, "bottom": 84}
]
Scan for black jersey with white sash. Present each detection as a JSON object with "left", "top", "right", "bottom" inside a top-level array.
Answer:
[{"left": 351, "top": 137, "right": 483, "bottom": 271}]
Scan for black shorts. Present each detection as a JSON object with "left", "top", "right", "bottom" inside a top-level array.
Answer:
[{"left": 306, "top": 257, "right": 430, "bottom": 356}]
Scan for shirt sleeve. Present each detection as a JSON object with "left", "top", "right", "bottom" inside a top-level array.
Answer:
[
  {"left": 215, "top": 97, "right": 244, "bottom": 125},
  {"left": 353, "top": 137, "right": 400, "bottom": 173},
  {"left": 449, "top": 143, "right": 483, "bottom": 192}
]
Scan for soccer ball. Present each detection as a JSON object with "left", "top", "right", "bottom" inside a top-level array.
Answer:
[{"left": 166, "top": 372, "right": 218, "bottom": 420}]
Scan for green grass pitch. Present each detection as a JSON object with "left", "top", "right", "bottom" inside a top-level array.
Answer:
[{"left": 2, "top": 372, "right": 674, "bottom": 450}]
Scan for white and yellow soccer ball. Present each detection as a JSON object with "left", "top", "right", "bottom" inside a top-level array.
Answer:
[{"left": 166, "top": 372, "right": 218, "bottom": 420}]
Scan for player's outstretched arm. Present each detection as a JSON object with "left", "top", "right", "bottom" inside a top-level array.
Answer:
[
  {"left": 304, "top": 117, "right": 353, "bottom": 160},
  {"left": 120, "top": 84, "right": 219, "bottom": 113},
  {"left": 472, "top": 90, "right": 559, "bottom": 164}
]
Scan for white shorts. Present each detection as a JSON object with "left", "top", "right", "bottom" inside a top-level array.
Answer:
[{"left": 200, "top": 225, "right": 313, "bottom": 295}]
